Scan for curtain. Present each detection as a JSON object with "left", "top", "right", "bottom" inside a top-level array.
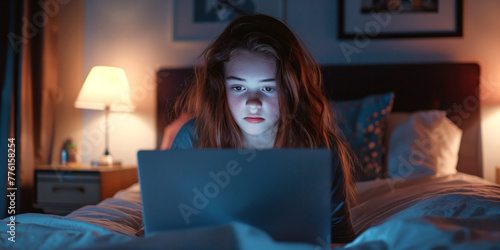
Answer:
[{"left": 1, "top": 0, "right": 59, "bottom": 218}]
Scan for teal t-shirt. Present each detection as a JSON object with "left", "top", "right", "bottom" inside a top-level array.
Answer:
[
  {"left": 171, "top": 119, "right": 197, "bottom": 149},
  {"left": 170, "top": 118, "right": 356, "bottom": 243}
]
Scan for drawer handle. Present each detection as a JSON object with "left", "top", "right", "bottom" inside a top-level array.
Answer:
[{"left": 52, "top": 186, "right": 85, "bottom": 193}]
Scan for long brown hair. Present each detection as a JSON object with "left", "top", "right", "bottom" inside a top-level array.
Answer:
[{"left": 176, "top": 14, "right": 358, "bottom": 207}]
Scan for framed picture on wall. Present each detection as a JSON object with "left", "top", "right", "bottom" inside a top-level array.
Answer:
[
  {"left": 338, "top": 0, "right": 463, "bottom": 39},
  {"left": 174, "top": 0, "right": 285, "bottom": 41}
]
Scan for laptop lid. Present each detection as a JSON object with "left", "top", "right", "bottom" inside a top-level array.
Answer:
[{"left": 137, "top": 149, "right": 331, "bottom": 245}]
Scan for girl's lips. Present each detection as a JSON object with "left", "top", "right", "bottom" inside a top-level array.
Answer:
[{"left": 244, "top": 117, "right": 265, "bottom": 123}]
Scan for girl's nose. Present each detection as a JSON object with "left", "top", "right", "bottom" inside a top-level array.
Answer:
[{"left": 246, "top": 97, "right": 262, "bottom": 113}]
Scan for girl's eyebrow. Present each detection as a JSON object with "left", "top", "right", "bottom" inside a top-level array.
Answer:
[
  {"left": 226, "top": 76, "right": 276, "bottom": 83},
  {"left": 226, "top": 76, "right": 245, "bottom": 81},
  {"left": 260, "top": 78, "right": 276, "bottom": 83}
]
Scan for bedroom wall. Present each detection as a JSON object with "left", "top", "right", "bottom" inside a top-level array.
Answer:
[
  {"left": 78, "top": 0, "right": 500, "bottom": 182},
  {"left": 53, "top": 0, "right": 84, "bottom": 164}
]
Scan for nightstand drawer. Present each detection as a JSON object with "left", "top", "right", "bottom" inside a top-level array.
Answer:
[{"left": 36, "top": 172, "right": 100, "bottom": 205}]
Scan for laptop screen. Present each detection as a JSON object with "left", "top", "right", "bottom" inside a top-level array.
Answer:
[{"left": 137, "top": 148, "right": 332, "bottom": 245}]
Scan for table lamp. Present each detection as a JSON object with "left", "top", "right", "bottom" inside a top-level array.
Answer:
[{"left": 75, "top": 66, "right": 134, "bottom": 166}]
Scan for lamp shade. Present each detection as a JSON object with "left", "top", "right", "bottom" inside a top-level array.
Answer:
[{"left": 75, "top": 66, "right": 134, "bottom": 112}]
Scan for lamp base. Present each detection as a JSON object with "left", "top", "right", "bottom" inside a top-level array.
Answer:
[{"left": 92, "top": 155, "right": 121, "bottom": 167}]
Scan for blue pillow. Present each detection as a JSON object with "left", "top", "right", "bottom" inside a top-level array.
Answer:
[{"left": 330, "top": 92, "right": 394, "bottom": 181}]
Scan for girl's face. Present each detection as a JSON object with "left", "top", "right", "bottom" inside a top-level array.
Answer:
[{"left": 224, "top": 49, "right": 280, "bottom": 147}]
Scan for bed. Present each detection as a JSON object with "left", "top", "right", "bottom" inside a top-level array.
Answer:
[{"left": 2, "top": 63, "right": 500, "bottom": 249}]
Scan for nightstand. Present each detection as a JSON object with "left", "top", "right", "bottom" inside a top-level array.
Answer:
[{"left": 35, "top": 164, "right": 138, "bottom": 215}]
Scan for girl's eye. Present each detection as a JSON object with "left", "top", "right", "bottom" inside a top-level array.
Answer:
[
  {"left": 231, "top": 86, "right": 245, "bottom": 91},
  {"left": 262, "top": 87, "right": 275, "bottom": 92}
]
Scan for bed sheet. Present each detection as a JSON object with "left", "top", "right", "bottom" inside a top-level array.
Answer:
[
  {"left": 2, "top": 173, "right": 500, "bottom": 249},
  {"left": 1, "top": 184, "right": 320, "bottom": 249},
  {"left": 344, "top": 173, "right": 500, "bottom": 249},
  {"left": 0, "top": 184, "right": 143, "bottom": 249},
  {"left": 66, "top": 183, "right": 143, "bottom": 237}
]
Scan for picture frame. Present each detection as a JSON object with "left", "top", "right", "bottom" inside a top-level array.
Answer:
[
  {"left": 174, "top": 0, "right": 285, "bottom": 41},
  {"left": 338, "top": 0, "right": 463, "bottom": 39}
]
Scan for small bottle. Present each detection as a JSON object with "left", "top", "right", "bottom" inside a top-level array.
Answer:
[
  {"left": 61, "top": 138, "right": 76, "bottom": 165},
  {"left": 61, "top": 148, "right": 68, "bottom": 165}
]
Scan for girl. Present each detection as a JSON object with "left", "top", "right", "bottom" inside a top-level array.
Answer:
[{"left": 171, "top": 14, "right": 357, "bottom": 244}]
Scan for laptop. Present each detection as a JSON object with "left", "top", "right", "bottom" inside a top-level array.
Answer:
[{"left": 137, "top": 149, "right": 332, "bottom": 245}]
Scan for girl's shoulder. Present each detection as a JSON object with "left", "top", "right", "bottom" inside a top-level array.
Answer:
[
  {"left": 181, "top": 118, "right": 196, "bottom": 130},
  {"left": 171, "top": 118, "right": 197, "bottom": 149}
]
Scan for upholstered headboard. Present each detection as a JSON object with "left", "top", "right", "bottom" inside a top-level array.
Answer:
[{"left": 156, "top": 63, "right": 482, "bottom": 177}]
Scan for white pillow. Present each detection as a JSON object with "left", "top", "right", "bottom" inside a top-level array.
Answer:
[{"left": 387, "top": 110, "right": 462, "bottom": 179}]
